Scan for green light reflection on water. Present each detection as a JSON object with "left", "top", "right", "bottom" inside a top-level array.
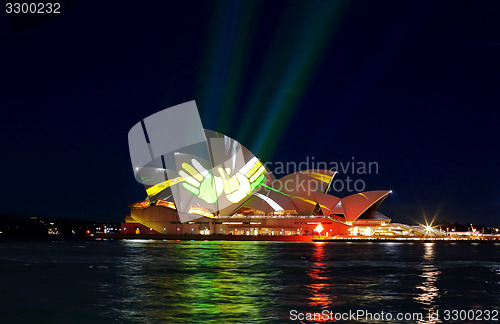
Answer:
[{"left": 120, "top": 240, "right": 278, "bottom": 323}]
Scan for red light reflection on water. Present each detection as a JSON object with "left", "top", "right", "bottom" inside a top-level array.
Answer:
[{"left": 306, "top": 243, "right": 336, "bottom": 315}]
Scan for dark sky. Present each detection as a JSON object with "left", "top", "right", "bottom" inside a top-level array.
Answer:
[{"left": 1, "top": 0, "right": 499, "bottom": 225}]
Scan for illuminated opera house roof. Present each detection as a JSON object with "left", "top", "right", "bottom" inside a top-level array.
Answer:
[{"left": 124, "top": 101, "right": 392, "bottom": 237}]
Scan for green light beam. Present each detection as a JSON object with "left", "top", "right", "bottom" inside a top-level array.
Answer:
[
  {"left": 252, "top": 1, "right": 350, "bottom": 162},
  {"left": 236, "top": 2, "right": 312, "bottom": 146},
  {"left": 196, "top": 0, "right": 258, "bottom": 135}
]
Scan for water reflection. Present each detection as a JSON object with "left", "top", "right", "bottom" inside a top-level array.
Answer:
[
  {"left": 306, "top": 243, "right": 335, "bottom": 310},
  {"left": 414, "top": 243, "right": 441, "bottom": 324},
  {"left": 117, "top": 241, "right": 277, "bottom": 323},
  {"left": 2, "top": 239, "right": 499, "bottom": 324},
  {"left": 103, "top": 240, "right": 499, "bottom": 324},
  {"left": 382, "top": 242, "right": 403, "bottom": 256}
]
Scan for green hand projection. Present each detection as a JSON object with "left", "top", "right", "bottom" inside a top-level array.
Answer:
[
  {"left": 179, "top": 160, "right": 221, "bottom": 204},
  {"left": 179, "top": 157, "right": 267, "bottom": 204}
]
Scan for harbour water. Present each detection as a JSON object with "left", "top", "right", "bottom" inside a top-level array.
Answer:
[{"left": 0, "top": 240, "right": 498, "bottom": 323}]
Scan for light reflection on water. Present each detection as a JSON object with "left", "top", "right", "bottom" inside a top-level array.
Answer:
[
  {"left": 0, "top": 240, "right": 499, "bottom": 323},
  {"left": 118, "top": 240, "right": 279, "bottom": 323},
  {"left": 306, "top": 243, "right": 335, "bottom": 311},
  {"left": 414, "top": 243, "right": 441, "bottom": 324}
]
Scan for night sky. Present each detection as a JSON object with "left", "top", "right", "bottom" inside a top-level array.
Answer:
[{"left": 2, "top": 1, "right": 499, "bottom": 225}]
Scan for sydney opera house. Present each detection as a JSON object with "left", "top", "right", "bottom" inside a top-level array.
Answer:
[{"left": 121, "top": 102, "right": 395, "bottom": 239}]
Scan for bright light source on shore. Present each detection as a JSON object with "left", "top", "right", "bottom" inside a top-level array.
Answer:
[
  {"left": 314, "top": 223, "right": 324, "bottom": 235},
  {"left": 425, "top": 225, "right": 432, "bottom": 232}
]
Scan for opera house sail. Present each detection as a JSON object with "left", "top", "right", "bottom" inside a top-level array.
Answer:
[{"left": 122, "top": 101, "right": 393, "bottom": 239}]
